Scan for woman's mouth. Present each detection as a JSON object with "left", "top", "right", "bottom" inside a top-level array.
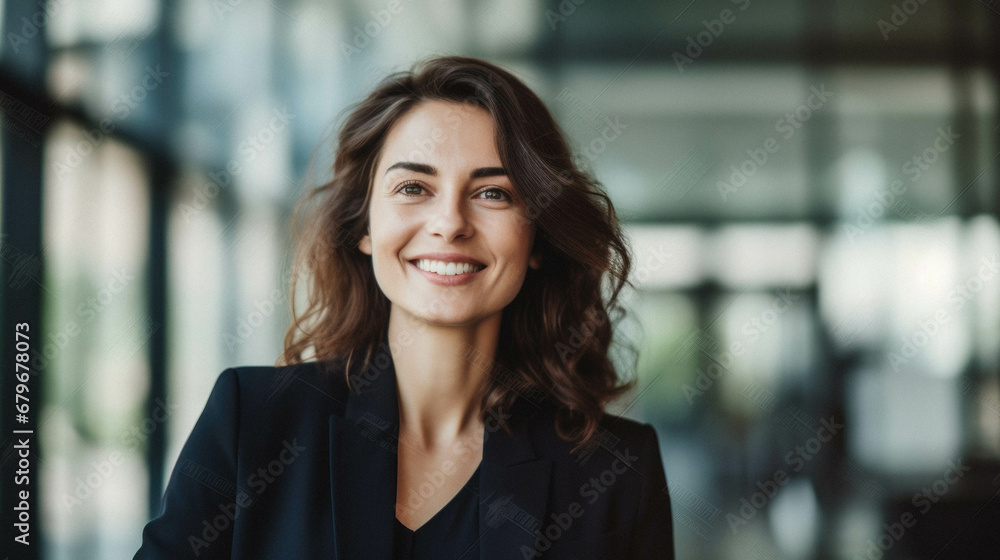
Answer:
[
  {"left": 408, "top": 259, "right": 487, "bottom": 286},
  {"left": 410, "top": 259, "right": 486, "bottom": 276}
]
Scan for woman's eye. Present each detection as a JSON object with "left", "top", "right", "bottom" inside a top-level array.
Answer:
[
  {"left": 479, "top": 187, "right": 512, "bottom": 202},
  {"left": 397, "top": 182, "right": 425, "bottom": 196}
]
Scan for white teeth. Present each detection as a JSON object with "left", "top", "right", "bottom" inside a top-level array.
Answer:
[{"left": 414, "top": 259, "right": 485, "bottom": 275}]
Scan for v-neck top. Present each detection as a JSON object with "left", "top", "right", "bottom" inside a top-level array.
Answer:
[{"left": 392, "top": 463, "right": 481, "bottom": 560}]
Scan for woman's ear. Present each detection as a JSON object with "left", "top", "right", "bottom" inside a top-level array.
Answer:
[
  {"left": 528, "top": 251, "right": 543, "bottom": 269},
  {"left": 358, "top": 234, "right": 372, "bottom": 256}
]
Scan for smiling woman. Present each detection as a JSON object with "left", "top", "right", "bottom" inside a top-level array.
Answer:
[{"left": 134, "top": 55, "right": 675, "bottom": 560}]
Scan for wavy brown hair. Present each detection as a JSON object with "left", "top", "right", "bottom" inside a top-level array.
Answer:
[{"left": 278, "top": 55, "right": 639, "bottom": 451}]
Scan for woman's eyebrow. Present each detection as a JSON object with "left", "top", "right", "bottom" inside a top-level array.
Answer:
[
  {"left": 470, "top": 166, "right": 506, "bottom": 179},
  {"left": 385, "top": 161, "right": 435, "bottom": 175},
  {"left": 384, "top": 161, "right": 507, "bottom": 178}
]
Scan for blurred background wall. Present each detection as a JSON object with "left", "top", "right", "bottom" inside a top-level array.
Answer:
[{"left": 0, "top": 0, "right": 998, "bottom": 558}]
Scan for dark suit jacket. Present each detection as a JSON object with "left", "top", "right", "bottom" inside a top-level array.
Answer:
[{"left": 135, "top": 336, "right": 675, "bottom": 559}]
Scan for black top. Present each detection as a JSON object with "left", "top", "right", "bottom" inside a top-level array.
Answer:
[{"left": 393, "top": 463, "right": 481, "bottom": 560}]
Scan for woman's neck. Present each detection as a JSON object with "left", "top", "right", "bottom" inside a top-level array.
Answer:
[{"left": 387, "top": 313, "right": 498, "bottom": 450}]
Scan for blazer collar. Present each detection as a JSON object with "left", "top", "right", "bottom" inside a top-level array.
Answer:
[{"left": 328, "top": 331, "right": 553, "bottom": 560}]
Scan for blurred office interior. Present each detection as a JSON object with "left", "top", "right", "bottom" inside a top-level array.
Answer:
[{"left": 0, "top": 0, "right": 998, "bottom": 558}]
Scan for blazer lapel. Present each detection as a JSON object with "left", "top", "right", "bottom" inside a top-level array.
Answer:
[
  {"left": 478, "top": 396, "right": 552, "bottom": 560},
  {"left": 327, "top": 332, "right": 553, "bottom": 560},
  {"left": 329, "top": 334, "right": 401, "bottom": 560}
]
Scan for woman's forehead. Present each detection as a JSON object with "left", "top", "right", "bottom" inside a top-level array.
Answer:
[{"left": 378, "top": 101, "right": 501, "bottom": 172}]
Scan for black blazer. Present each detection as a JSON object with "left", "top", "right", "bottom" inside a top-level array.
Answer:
[{"left": 135, "top": 337, "right": 675, "bottom": 559}]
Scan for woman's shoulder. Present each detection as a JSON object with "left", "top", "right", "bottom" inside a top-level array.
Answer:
[
  {"left": 521, "top": 399, "right": 661, "bottom": 464},
  {"left": 521, "top": 402, "right": 669, "bottom": 523},
  {"left": 213, "top": 359, "right": 353, "bottom": 417}
]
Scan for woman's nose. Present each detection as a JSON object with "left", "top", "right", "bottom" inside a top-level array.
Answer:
[{"left": 426, "top": 190, "right": 474, "bottom": 241}]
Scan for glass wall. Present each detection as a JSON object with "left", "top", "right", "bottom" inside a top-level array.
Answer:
[{"left": 0, "top": 0, "right": 997, "bottom": 558}]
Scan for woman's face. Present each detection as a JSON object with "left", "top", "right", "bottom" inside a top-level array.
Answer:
[{"left": 358, "top": 100, "right": 541, "bottom": 327}]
